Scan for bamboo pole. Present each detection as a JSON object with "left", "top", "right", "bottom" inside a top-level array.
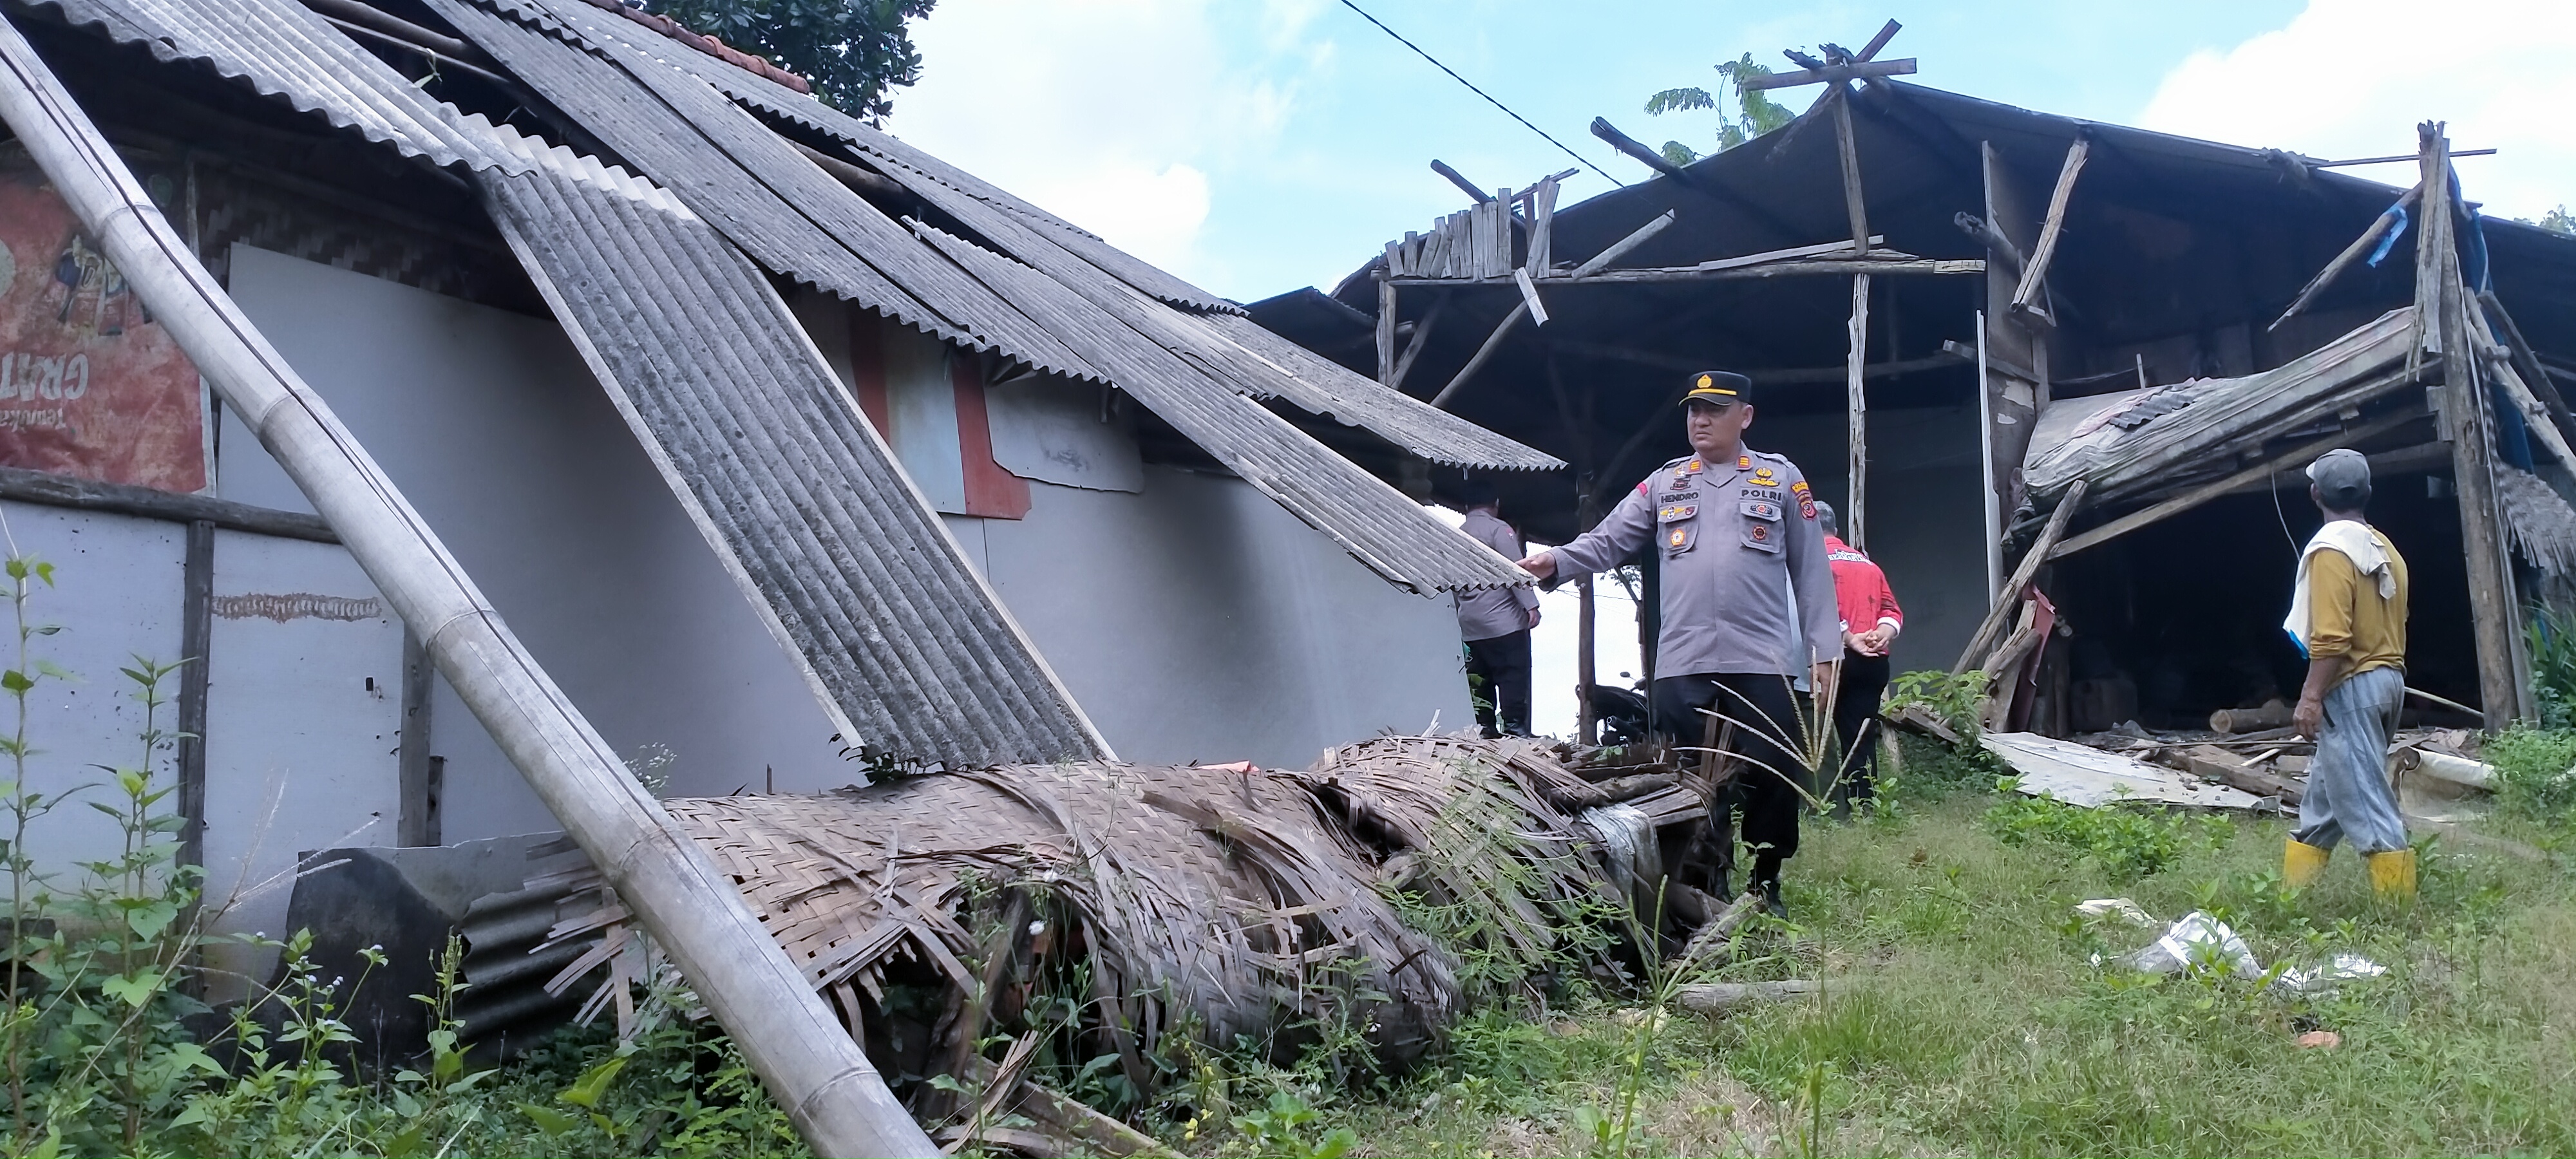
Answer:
[
  {"left": 2269, "top": 184, "right": 2420, "bottom": 333},
  {"left": 1975, "top": 312, "right": 2002, "bottom": 603},
  {"left": 2011, "top": 134, "right": 2089, "bottom": 315},
  {"left": 0, "top": 24, "right": 934, "bottom": 1157},
  {"left": 1952, "top": 479, "right": 2087, "bottom": 674}
]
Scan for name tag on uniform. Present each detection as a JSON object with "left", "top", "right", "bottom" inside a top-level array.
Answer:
[{"left": 1658, "top": 504, "right": 1697, "bottom": 523}]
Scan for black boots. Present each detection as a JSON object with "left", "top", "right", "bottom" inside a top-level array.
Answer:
[{"left": 1752, "top": 876, "right": 1786, "bottom": 919}]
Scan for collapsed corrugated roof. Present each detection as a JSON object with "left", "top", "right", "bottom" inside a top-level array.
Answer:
[
  {"left": 25, "top": 0, "right": 523, "bottom": 173},
  {"left": 478, "top": 0, "right": 1558, "bottom": 476},
  {"left": 2022, "top": 308, "right": 2421, "bottom": 505},
  {"left": 478, "top": 126, "right": 1109, "bottom": 764}
]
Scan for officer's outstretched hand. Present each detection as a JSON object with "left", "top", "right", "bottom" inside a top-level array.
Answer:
[{"left": 1517, "top": 551, "right": 1557, "bottom": 581}]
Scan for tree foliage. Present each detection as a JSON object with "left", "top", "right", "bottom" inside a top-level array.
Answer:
[
  {"left": 645, "top": 0, "right": 935, "bottom": 119},
  {"left": 1644, "top": 52, "right": 1795, "bottom": 166}
]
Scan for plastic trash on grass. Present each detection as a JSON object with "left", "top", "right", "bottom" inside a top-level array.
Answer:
[
  {"left": 2126, "top": 910, "right": 2264, "bottom": 979},
  {"left": 2271, "top": 952, "right": 2388, "bottom": 994},
  {"left": 2074, "top": 898, "right": 2156, "bottom": 927}
]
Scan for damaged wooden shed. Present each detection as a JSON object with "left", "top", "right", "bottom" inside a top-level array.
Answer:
[{"left": 1256, "top": 26, "right": 2576, "bottom": 734}]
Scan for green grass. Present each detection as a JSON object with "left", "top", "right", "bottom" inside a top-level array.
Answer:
[{"left": 1202, "top": 793, "right": 2576, "bottom": 1158}]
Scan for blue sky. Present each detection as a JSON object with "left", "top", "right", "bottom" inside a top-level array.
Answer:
[
  {"left": 884, "top": 0, "right": 2571, "bottom": 305},
  {"left": 882, "top": 0, "right": 2576, "bottom": 735}
]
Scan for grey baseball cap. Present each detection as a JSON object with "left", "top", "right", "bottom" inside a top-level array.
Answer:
[
  {"left": 2307, "top": 448, "right": 2370, "bottom": 490},
  {"left": 2307, "top": 448, "right": 2371, "bottom": 504}
]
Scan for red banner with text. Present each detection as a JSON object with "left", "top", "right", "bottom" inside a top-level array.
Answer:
[{"left": 0, "top": 148, "right": 205, "bottom": 493}]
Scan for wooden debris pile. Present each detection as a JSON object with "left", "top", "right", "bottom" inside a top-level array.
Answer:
[{"left": 469, "top": 734, "right": 1706, "bottom": 1144}]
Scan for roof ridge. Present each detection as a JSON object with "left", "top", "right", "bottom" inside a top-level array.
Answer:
[{"left": 559, "top": 0, "right": 809, "bottom": 94}]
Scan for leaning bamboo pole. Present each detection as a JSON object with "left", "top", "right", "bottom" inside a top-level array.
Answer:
[{"left": 0, "top": 19, "right": 933, "bottom": 1157}]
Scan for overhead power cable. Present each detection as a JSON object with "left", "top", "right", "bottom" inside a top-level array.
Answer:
[{"left": 1336, "top": 0, "right": 1621, "bottom": 187}]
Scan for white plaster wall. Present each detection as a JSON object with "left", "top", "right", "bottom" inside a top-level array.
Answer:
[
  {"left": 980, "top": 467, "right": 1474, "bottom": 769},
  {"left": 219, "top": 247, "right": 855, "bottom": 832},
  {"left": 198, "top": 531, "right": 404, "bottom": 995},
  {"left": 0, "top": 502, "right": 184, "bottom": 891}
]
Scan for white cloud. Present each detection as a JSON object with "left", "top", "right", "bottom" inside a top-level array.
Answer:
[
  {"left": 2137, "top": 0, "right": 2576, "bottom": 219},
  {"left": 883, "top": 0, "right": 1328, "bottom": 279}
]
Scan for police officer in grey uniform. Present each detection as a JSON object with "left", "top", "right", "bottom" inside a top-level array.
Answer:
[{"left": 1519, "top": 370, "right": 1840, "bottom": 916}]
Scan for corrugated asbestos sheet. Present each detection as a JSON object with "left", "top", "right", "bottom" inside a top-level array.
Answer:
[
  {"left": 429, "top": 0, "right": 1542, "bottom": 590},
  {"left": 21, "top": 0, "right": 522, "bottom": 174},
  {"left": 912, "top": 220, "right": 1532, "bottom": 592},
  {"left": 428, "top": 0, "right": 1099, "bottom": 384},
  {"left": 477, "top": 126, "right": 1109, "bottom": 764},
  {"left": 466, "top": 0, "right": 1558, "bottom": 476}
]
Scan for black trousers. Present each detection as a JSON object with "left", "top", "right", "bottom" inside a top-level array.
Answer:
[
  {"left": 1653, "top": 672, "right": 1806, "bottom": 888},
  {"left": 1464, "top": 630, "right": 1533, "bottom": 737},
  {"left": 1832, "top": 652, "right": 1893, "bottom": 806}
]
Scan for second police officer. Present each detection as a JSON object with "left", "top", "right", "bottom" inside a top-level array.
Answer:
[{"left": 1518, "top": 370, "right": 1841, "bottom": 918}]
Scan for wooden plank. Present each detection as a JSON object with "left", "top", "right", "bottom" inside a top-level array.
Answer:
[
  {"left": 1514, "top": 267, "right": 1549, "bottom": 326},
  {"left": 2046, "top": 410, "right": 2420, "bottom": 561},
  {"left": 1677, "top": 980, "right": 1835, "bottom": 1014},
  {"left": 0, "top": 464, "right": 338, "bottom": 542},
  {"left": 2176, "top": 744, "right": 2304, "bottom": 805},
  {"left": 1692, "top": 235, "right": 1886, "bottom": 272},
  {"left": 1572, "top": 211, "right": 1676, "bottom": 278},
  {"left": 2421, "top": 124, "right": 2526, "bottom": 726},
  {"left": 1737, "top": 58, "right": 1915, "bottom": 91},
  {"left": 2269, "top": 184, "right": 2421, "bottom": 333},
  {"left": 1492, "top": 189, "right": 1515, "bottom": 276},
  {"left": 1387, "top": 290, "right": 1447, "bottom": 392},
  {"left": 1829, "top": 88, "right": 1868, "bottom": 253},
  {"left": 1855, "top": 19, "right": 1902, "bottom": 61},
  {"left": 1526, "top": 176, "right": 1557, "bottom": 274},
  {"left": 1375, "top": 272, "right": 1397, "bottom": 384},
  {"left": 1555, "top": 339, "right": 1963, "bottom": 382},
  {"left": 1952, "top": 478, "right": 2087, "bottom": 674},
  {"left": 2010, "top": 134, "right": 2090, "bottom": 314},
  {"left": 397, "top": 627, "right": 439, "bottom": 845},
  {"left": 1846, "top": 273, "right": 1870, "bottom": 547}
]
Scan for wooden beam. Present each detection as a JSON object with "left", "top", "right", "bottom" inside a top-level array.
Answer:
[
  {"left": 1829, "top": 88, "right": 1869, "bottom": 254},
  {"left": 1393, "top": 257, "right": 1980, "bottom": 287},
  {"left": 1592, "top": 116, "right": 1687, "bottom": 178},
  {"left": 1736, "top": 59, "right": 1915, "bottom": 91},
  {"left": 1429, "top": 158, "right": 1492, "bottom": 204},
  {"left": 1526, "top": 176, "right": 1558, "bottom": 274},
  {"left": 2010, "top": 134, "right": 2090, "bottom": 316},
  {"left": 1431, "top": 301, "right": 1529, "bottom": 408},
  {"left": 1571, "top": 210, "right": 1677, "bottom": 278},
  {"left": 2269, "top": 184, "right": 2421, "bottom": 333},
  {"left": 2421, "top": 123, "right": 2526, "bottom": 726},
  {"left": 1846, "top": 273, "right": 1871, "bottom": 547},
  {"left": 1854, "top": 19, "right": 1902, "bottom": 61},
  {"left": 2485, "top": 348, "right": 2576, "bottom": 482},
  {"left": 1554, "top": 339, "right": 1965, "bottom": 383},
  {"left": 1697, "top": 235, "right": 1888, "bottom": 272},
  {"left": 1952, "top": 478, "right": 2087, "bottom": 674},
  {"left": 2045, "top": 410, "right": 2420, "bottom": 561},
  {"left": 1387, "top": 291, "right": 1447, "bottom": 392},
  {"left": 0, "top": 465, "right": 337, "bottom": 542},
  {"left": 2477, "top": 290, "right": 2576, "bottom": 448},
  {"left": 2315, "top": 148, "right": 2495, "bottom": 167}
]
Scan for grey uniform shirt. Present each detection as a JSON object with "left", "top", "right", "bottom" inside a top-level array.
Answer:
[
  {"left": 1455, "top": 508, "right": 1541, "bottom": 641},
  {"left": 1546, "top": 449, "right": 1841, "bottom": 677}
]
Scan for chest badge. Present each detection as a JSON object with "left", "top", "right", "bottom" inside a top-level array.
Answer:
[
  {"left": 1751, "top": 467, "right": 1779, "bottom": 487},
  {"left": 1750, "top": 524, "right": 1771, "bottom": 544},
  {"left": 1658, "top": 504, "right": 1697, "bottom": 523},
  {"left": 1669, "top": 527, "right": 1690, "bottom": 549}
]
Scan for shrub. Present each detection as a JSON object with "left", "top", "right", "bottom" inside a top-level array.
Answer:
[
  {"left": 2483, "top": 724, "right": 2576, "bottom": 823},
  {"left": 1980, "top": 791, "right": 2230, "bottom": 881}
]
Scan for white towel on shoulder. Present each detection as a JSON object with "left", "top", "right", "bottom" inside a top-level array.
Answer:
[{"left": 2282, "top": 520, "right": 2396, "bottom": 657}]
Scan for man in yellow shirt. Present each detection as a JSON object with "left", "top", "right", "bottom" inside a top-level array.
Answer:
[{"left": 2282, "top": 449, "right": 2413, "bottom": 899}]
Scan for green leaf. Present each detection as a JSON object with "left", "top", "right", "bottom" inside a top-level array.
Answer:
[
  {"left": 127, "top": 898, "right": 180, "bottom": 939},
  {"left": 517, "top": 1100, "right": 581, "bottom": 1137},
  {"left": 100, "top": 969, "right": 162, "bottom": 1007},
  {"left": 1, "top": 670, "right": 31, "bottom": 693},
  {"left": 560, "top": 1054, "right": 627, "bottom": 1108},
  {"left": 1644, "top": 86, "right": 1715, "bottom": 115},
  {"left": 1314, "top": 1127, "right": 1360, "bottom": 1158},
  {"left": 31, "top": 561, "right": 52, "bottom": 586}
]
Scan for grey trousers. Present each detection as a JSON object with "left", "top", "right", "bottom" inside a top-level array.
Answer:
[{"left": 2293, "top": 666, "right": 2408, "bottom": 854}]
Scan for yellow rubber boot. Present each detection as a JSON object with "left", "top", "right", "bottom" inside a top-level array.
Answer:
[
  {"left": 2366, "top": 849, "right": 2417, "bottom": 901},
  {"left": 2284, "top": 839, "right": 2331, "bottom": 889}
]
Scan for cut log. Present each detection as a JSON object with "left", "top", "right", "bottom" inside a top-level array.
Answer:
[
  {"left": 2209, "top": 701, "right": 2293, "bottom": 735},
  {"left": 1678, "top": 890, "right": 1761, "bottom": 965},
  {"left": 2175, "top": 744, "right": 2304, "bottom": 805}
]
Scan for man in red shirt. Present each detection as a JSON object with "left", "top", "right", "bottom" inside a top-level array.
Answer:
[{"left": 1812, "top": 502, "right": 1900, "bottom": 811}]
